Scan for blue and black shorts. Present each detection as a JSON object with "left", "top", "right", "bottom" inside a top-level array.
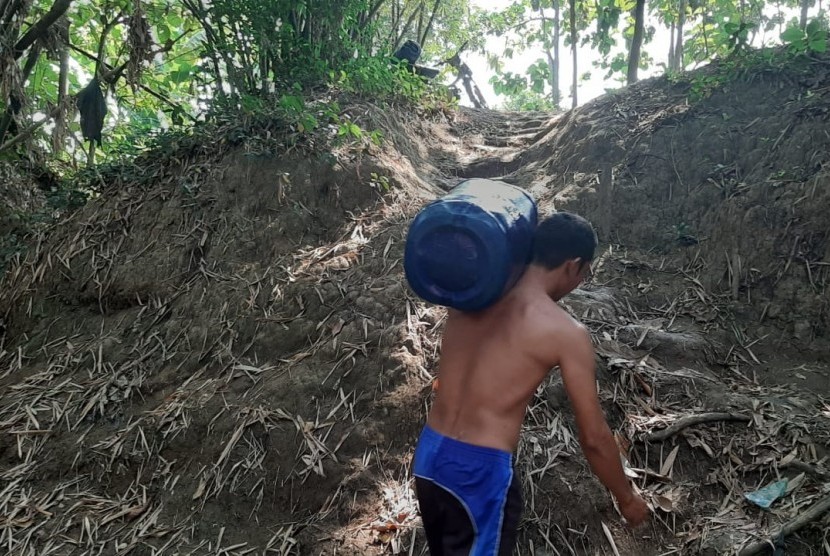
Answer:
[{"left": 413, "top": 425, "right": 522, "bottom": 555}]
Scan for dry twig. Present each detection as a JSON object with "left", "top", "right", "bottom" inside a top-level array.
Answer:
[
  {"left": 643, "top": 412, "right": 751, "bottom": 442},
  {"left": 737, "top": 494, "right": 830, "bottom": 556}
]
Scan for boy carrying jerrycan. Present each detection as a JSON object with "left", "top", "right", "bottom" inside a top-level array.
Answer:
[{"left": 404, "top": 178, "right": 649, "bottom": 555}]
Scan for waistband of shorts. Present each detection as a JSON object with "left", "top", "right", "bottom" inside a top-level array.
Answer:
[{"left": 419, "top": 424, "right": 513, "bottom": 465}]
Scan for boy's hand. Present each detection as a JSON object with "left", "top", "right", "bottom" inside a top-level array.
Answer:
[{"left": 619, "top": 492, "right": 650, "bottom": 527}]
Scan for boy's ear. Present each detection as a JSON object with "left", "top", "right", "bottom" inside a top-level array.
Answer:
[{"left": 566, "top": 258, "right": 582, "bottom": 277}]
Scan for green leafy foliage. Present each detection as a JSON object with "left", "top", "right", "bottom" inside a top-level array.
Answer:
[
  {"left": 781, "top": 19, "right": 829, "bottom": 54},
  {"left": 1, "top": 0, "right": 828, "bottom": 169},
  {"left": 0, "top": 0, "right": 475, "bottom": 170},
  {"left": 338, "top": 121, "right": 364, "bottom": 140},
  {"left": 369, "top": 172, "right": 392, "bottom": 191},
  {"left": 490, "top": 72, "right": 532, "bottom": 97},
  {"left": 332, "top": 59, "right": 432, "bottom": 102},
  {"left": 482, "top": 0, "right": 575, "bottom": 109},
  {"left": 501, "top": 88, "right": 559, "bottom": 111}
]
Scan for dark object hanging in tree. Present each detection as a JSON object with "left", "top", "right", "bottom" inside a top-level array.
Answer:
[
  {"left": 393, "top": 39, "right": 440, "bottom": 80},
  {"left": 76, "top": 77, "right": 106, "bottom": 146},
  {"left": 394, "top": 40, "right": 422, "bottom": 66}
]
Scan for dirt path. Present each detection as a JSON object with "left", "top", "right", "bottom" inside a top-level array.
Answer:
[{"left": 396, "top": 106, "right": 830, "bottom": 555}]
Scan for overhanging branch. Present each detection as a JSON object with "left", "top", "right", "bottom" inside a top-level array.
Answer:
[
  {"left": 13, "top": 0, "right": 72, "bottom": 60},
  {"left": 68, "top": 43, "right": 196, "bottom": 122}
]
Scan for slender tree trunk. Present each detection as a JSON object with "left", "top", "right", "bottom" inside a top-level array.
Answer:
[
  {"left": 395, "top": 3, "right": 422, "bottom": 49},
  {"left": 702, "top": 0, "right": 710, "bottom": 58},
  {"left": 777, "top": 0, "right": 783, "bottom": 35},
  {"left": 302, "top": 0, "right": 312, "bottom": 43},
  {"left": 388, "top": 0, "right": 401, "bottom": 44},
  {"left": 181, "top": 0, "right": 229, "bottom": 93},
  {"left": 799, "top": 0, "right": 809, "bottom": 29},
  {"left": 627, "top": 0, "right": 646, "bottom": 85},
  {"left": 87, "top": 138, "right": 96, "bottom": 167},
  {"left": 553, "top": 0, "right": 561, "bottom": 105},
  {"left": 420, "top": 0, "right": 442, "bottom": 48},
  {"left": 260, "top": 46, "right": 268, "bottom": 94},
  {"left": 540, "top": 2, "right": 560, "bottom": 107},
  {"left": 360, "top": 0, "right": 387, "bottom": 30},
  {"left": 230, "top": 18, "right": 254, "bottom": 90},
  {"left": 570, "top": 0, "right": 577, "bottom": 108},
  {"left": 674, "top": 0, "right": 686, "bottom": 70},
  {"left": 669, "top": 22, "right": 675, "bottom": 69},
  {"left": 0, "top": 109, "right": 14, "bottom": 147},
  {"left": 53, "top": 19, "right": 69, "bottom": 155},
  {"left": 416, "top": 1, "right": 425, "bottom": 44}
]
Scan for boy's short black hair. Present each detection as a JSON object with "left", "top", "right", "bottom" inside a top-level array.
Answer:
[{"left": 531, "top": 211, "right": 597, "bottom": 269}]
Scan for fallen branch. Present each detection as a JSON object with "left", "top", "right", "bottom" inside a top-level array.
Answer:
[
  {"left": 643, "top": 412, "right": 750, "bottom": 442},
  {"left": 737, "top": 493, "right": 830, "bottom": 556},
  {"left": 0, "top": 105, "right": 61, "bottom": 154},
  {"left": 782, "top": 459, "right": 829, "bottom": 480}
]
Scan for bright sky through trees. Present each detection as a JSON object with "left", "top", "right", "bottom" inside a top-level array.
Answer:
[{"left": 468, "top": 0, "right": 808, "bottom": 108}]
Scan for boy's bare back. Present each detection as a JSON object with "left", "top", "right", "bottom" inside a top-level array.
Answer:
[{"left": 427, "top": 281, "right": 586, "bottom": 453}]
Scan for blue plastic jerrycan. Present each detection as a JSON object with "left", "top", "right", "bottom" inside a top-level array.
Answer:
[{"left": 404, "top": 178, "right": 538, "bottom": 311}]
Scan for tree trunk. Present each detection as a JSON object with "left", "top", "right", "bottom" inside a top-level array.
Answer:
[
  {"left": 301, "top": 0, "right": 311, "bottom": 42},
  {"left": 462, "top": 78, "right": 481, "bottom": 108},
  {"left": 416, "top": 1, "right": 425, "bottom": 45},
  {"left": 777, "top": 0, "right": 783, "bottom": 35},
  {"left": 540, "top": 1, "right": 561, "bottom": 107},
  {"left": 181, "top": 0, "right": 231, "bottom": 93},
  {"left": 395, "top": 3, "right": 422, "bottom": 49},
  {"left": 570, "top": 0, "right": 577, "bottom": 108},
  {"left": 53, "top": 19, "right": 69, "bottom": 155},
  {"left": 543, "top": 47, "right": 558, "bottom": 107},
  {"left": 360, "top": 0, "right": 387, "bottom": 30},
  {"left": 420, "top": 0, "right": 442, "bottom": 48},
  {"left": 182, "top": 0, "right": 228, "bottom": 96},
  {"left": 388, "top": 0, "right": 401, "bottom": 44},
  {"left": 553, "top": 0, "right": 561, "bottom": 105},
  {"left": 627, "top": 0, "right": 646, "bottom": 85},
  {"left": 675, "top": 0, "right": 685, "bottom": 70},
  {"left": 0, "top": 110, "right": 13, "bottom": 146},
  {"left": 669, "top": 22, "right": 675, "bottom": 69},
  {"left": 699, "top": 0, "right": 710, "bottom": 58},
  {"left": 260, "top": 45, "right": 269, "bottom": 94},
  {"left": 799, "top": 0, "right": 809, "bottom": 29}
]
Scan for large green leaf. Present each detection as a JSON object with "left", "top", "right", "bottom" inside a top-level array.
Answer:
[
  {"left": 781, "top": 26, "right": 805, "bottom": 43},
  {"left": 171, "top": 62, "right": 194, "bottom": 85},
  {"left": 809, "top": 36, "right": 828, "bottom": 53}
]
